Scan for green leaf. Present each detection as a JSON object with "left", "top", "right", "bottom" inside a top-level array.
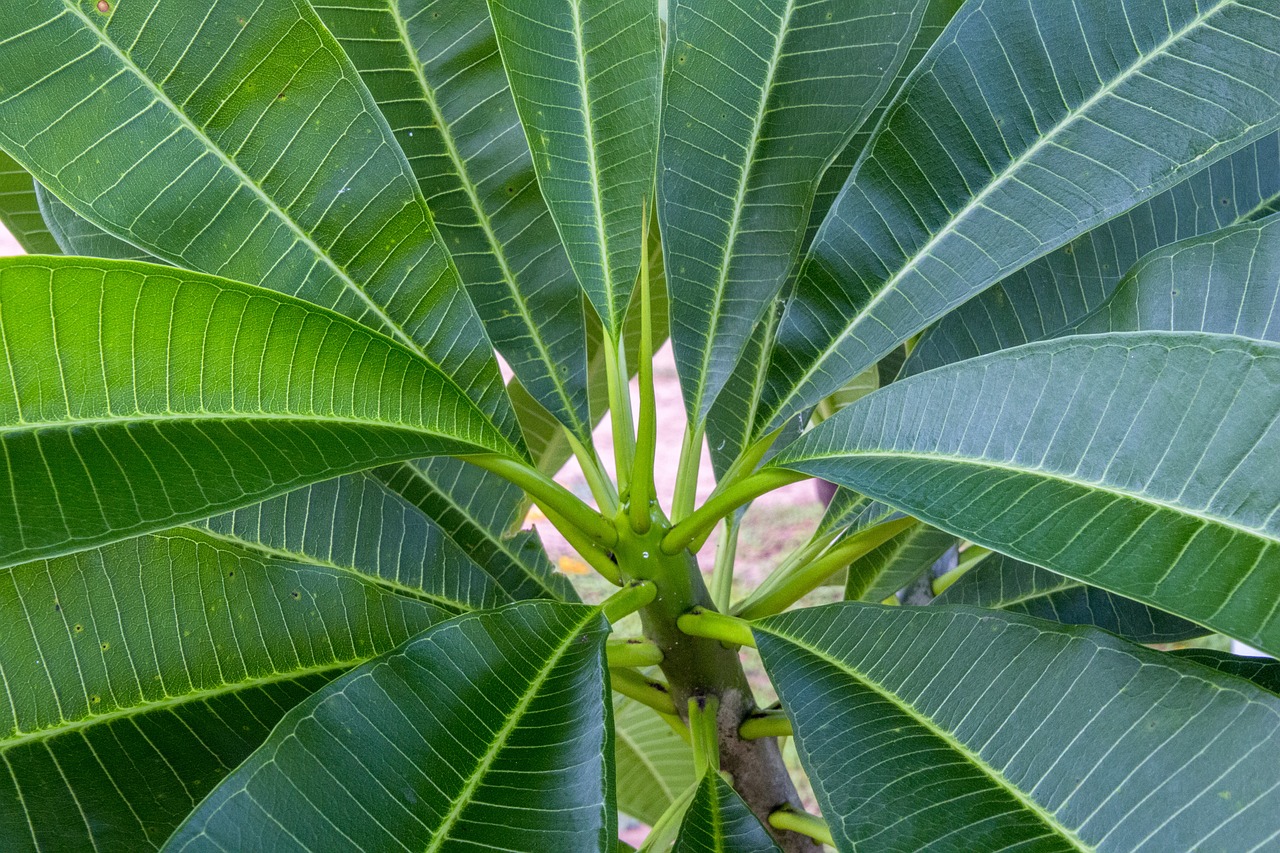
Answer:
[
  {"left": 755, "top": 603, "right": 1280, "bottom": 853},
  {"left": 0, "top": 528, "right": 446, "bottom": 852},
  {"left": 770, "top": 332, "right": 1280, "bottom": 655},
  {"left": 0, "top": 258, "right": 518, "bottom": 569},
  {"left": 0, "top": 0, "right": 518, "bottom": 444},
  {"left": 1073, "top": 212, "right": 1280, "bottom": 341},
  {"left": 936, "top": 553, "right": 1207, "bottom": 644},
  {"left": 802, "top": 0, "right": 965, "bottom": 253},
  {"left": 1170, "top": 648, "right": 1280, "bottom": 697},
  {"left": 487, "top": 0, "right": 659, "bottom": 334},
  {"left": 168, "top": 601, "right": 615, "bottom": 851},
  {"left": 659, "top": 0, "right": 926, "bottom": 422},
  {"left": 614, "top": 695, "right": 696, "bottom": 827},
  {"left": 757, "top": 0, "right": 1280, "bottom": 435},
  {"left": 907, "top": 132, "right": 1280, "bottom": 374},
  {"left": 34, "top": 183, "right": 154, "bottom": 262},
  {"left": 198, "top": 471, "right": 508, "bottom": 613},
  {"left": 705, "top": 298, "right": 786, "bottom": 479},
  {"left": 672, "top": 772, "right": 780, "bottom": 853},
  {"left": 313, "top": 0, "right": 592, "bottom": 440},
  {"left": 844, "top": 522, "right": 955, "bottom": 602},
  {"left": 0, "top": 151, "right": 57, "bottom": 254},
  {"left": 375, "top": 456, "right": 577, "bottom": 601}
]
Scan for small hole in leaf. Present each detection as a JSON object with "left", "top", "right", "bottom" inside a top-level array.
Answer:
[
  {"left": 74, "top": 624, "right": 84, "bottom": 633},
  {"left": 101, "top": 642, "right": 110, "bottom": 651},
  {"left": 91, "top": 695, "right": 101, "bottom": 704},
  {"left": 290, "top": 590, "right": 301, "bottom": 600}
]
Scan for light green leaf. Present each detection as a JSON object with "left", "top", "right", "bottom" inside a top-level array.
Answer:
[
  {"left": 659, "top": 0, "right": 926, "bottom": 422},
  {"left": 487, "top": 0, "right": 660, "bottom": 334},
  {"left": 1170, "top": 648, "right": 1280, "bottom": 696},
  {"left": 907, "top": 131, "right": 1280, "bottom": 374},
  {"left": 615, "top": 695, "right": 696, "bottom": 827},
  {"left": 672, "top": 772, "right": 780, "bottom": 853},
  {"left": 844, "top": 522, "right": 955, "bottom": 602},
  {"left": 755, "top": 603, "right": 1280, "bottom": 852},
  {"left": 0, "top": 151, "right": 57, "bottom": 254},
  {"left": 802, "top": 0, "right": 964, "bottom": 253},
  {"left": 0, "top": 0, "right": 518, "bottom": 444},
  {"left": 198, "top": 471, "right": 507, "bottom": 613},
  {"left": 937, "top": 553, "right": 1207, "bottom": 644},
  {"left": 313, "top": 0, "right": 592, "bottom": 440},
  {"left": 0, "top": 529, "right": 446, "bottom": 852},
  {"left": 757, "top": 0, "right": 1280, "bottom": 435},
  {"left": 375, "top": 456, "right": 577, "bottom": 601},
  {"left": 1073, "top": 212, "right": 1280, "bottom": 341},
  {"left": 168, "top": 601, "right": 615, "bottom": 851},
  {"left": 0, "top": 258, "right": 518, "bottom": 569},
  {"left": 34, "top": 183, "right": 154, "bottom": 262},
  {"left": 770, "top": 332, "right": 1280, "bottom": 655}
]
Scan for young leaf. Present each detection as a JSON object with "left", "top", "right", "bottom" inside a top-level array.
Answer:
[
  {"left": 0, "top": 0, "right": 519, "bottom": 443},
  {"left": 769, "top": 332, "right": 1280, "bottom": 655},
  {"left": 755, "top": 603, "right": 1280, "bottom": 852},
  {"left": 0, "top": 529, "right": 446, "bottom": 851},
  {"left": 672, "top": 773, "right": 781, "bottom": 853},
  {"left": 0, "top": 152, "right": 58, "bottom": 254},
  {"left": 197, "top": 471, "right": 508, "bottom": 614},
  {"left": 757, "top": 0, "right": 1280, "bottom": 436},
  {"left": 844, "top": 523, "right": 955, "bottom": 603},
  {"left": 487, "top": 0, "right": 660, "bottom": 335},
  {"left": 907, "top": 131, "right": 1280, "bottom": 374},
  {"left": 313, "top": 0, "right": 592, "bottom": 441},
  {"left": 0, "top": 259, "right": 519, "bottom": 568},
  {"left": 659, "top": 0, "right": 926, "bottom": 422},
  {"left": 936, "top": 553, "right": 1207, "bottom": 644},
  {"left": 167, "top": 601, "right": 615, "bottom": 851},
  {"left": 614, "top": 695, "right": 696, "bottom": 827}
]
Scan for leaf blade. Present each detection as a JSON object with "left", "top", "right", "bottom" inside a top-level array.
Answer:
[{"left": 673, "top": 773, "right": 781, "bottom": 853}]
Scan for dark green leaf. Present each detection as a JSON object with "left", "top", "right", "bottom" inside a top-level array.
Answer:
[
  {"left": 168, "top": 601, "right": 615, "bottom": 851},
  {"left": 0, "top": 529, "right": 445, "bottom": 852},
  {"left": 0, "top": 151, "right": 57, "bottom": 254},
  {"left": 937, "top": 553, "right": 1207, "bottom": 644},
  {"left": 0, "top": 0, "right": 519, "bottom": 444},
  {"left": 659, "top": 0, "right": 926, "bottom": 422},
  {"left": 487, "top": 0, "right": 660, "bottom": 334},
  {"left": 198, "top": 471, "right": 507, "bottom": 613},
  {"left": 844, "top": 522, "right": 955, "bottom": 602},
  {"left": 770, "top": 332, "right": 1280, "bottom": 655},
  {"left": 672, "top": 773, "right": 780, "bottom": 853},
  {"left": 313, "top": 0, "right": 592, "bottom": 440},
  {"left": 0, "top": 258, "right": 518, "bottom": 568},
  {"left": 907, "top": 132, "right": 1280, "bottom": 374},
  {"left": 1169, "top": 648, "right": 1280, "bottom": 696},
  {"left": 755, "top": 603, "right": 1280, "bottom": 852},
  {"left": 757, "top": 0, "right": 1280, "bottom": 435}
]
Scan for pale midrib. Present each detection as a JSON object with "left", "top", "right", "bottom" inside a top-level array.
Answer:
[
  {"left": 187, "top": 524, "right": 474, "bottom": 613},
  {"left": 779, "top": 448, "right": 1277, "bottom": 544},
  {"left": 0, "top": 659, "right": 351, "bottom": 752},
  {"left": 62, "top": 2, "right": 433, "bottom": 363},
  {"left": 765, "top": 0, "right": 1237, "bottom": 428},
  {"left": 690, "top": 0, "right": 797, "bottom": 423},
  {"left": 388, "top": 4, "right": 587, "bottom": 439},
  {"left": 765, "top": 627, "right": 1095, "bottom": 852},
  {"left": 424, "top": 609, "right": 599, "bottom": 851},
  {"left": 390, "top": 461, "right": 562, "bottom": 598},
  {"left": 568, "top": 0, "right": 619, "bottom": 332}
]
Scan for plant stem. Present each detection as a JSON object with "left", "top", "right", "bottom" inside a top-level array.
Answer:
[
  {"left": 662, "top": 468, "right": 805, "bottom": 554},
  {"left": 932, "top": 544, "right": 992, "bottom": 595},
  {"left": 565, "top": 428, "right": 618, "bottom": 513},
  {"left": 603, "top": 335, "right": 636, "bottom": 494},
  {"left": 610, "top": 667, "right": 677, "bottom": 715},
  {"left": 464, "top": 453, "right": 617, "bottom": 548},
  {"left": 735, "top": 516, "right": 915, "bottom": 619},
  {"left": 677, "top": 607, "right": 756, "bottom": 647},
  {"left": 606, "top": 637, "right": 664, "bottom": 668},
  {"left": 671, "top": 421, "right": 705, "bottom": 523},
  {"left": 629, "top": 209, "right": 658, "bottom": 535},
  {"left": 740, "top": 710, "right": 792, "bottom": 740},
  {"left": 769, "top": 809, "right": 834, "bottom": 848},
  {"left": 709, "top": 516, "right": 740, "bottom": 612}
]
